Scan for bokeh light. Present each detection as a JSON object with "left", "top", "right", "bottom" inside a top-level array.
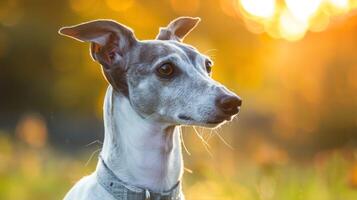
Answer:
[
  {"left": 240, "top": 0, "right": 276, "bottom": 18},
  {"left": 237, "top": 0, "right": 357, "bottom": 41},
  {"left": 285, "top": 0, "right": 322, "bottom": 22},
  {"left": 15, "top": 113, "right": 48, "bottom": 148},
  {"left": 279, "top": 9, "right": 309, "bottom": 41},
  {"left": 329, "top": 0, "right": 350, "bottom": 10}
]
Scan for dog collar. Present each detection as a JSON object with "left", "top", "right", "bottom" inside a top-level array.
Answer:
[{"left": 97, "top": 156, "right": 181, "bottom": 200}]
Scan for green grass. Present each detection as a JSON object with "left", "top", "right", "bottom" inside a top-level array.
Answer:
[{"left": 0, "top": 135, "right": 356, "bottom": 200}]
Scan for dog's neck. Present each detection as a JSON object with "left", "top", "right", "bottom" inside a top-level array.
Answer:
[{"left": 98, "top": 86, "right": 183, "bottom": 192}]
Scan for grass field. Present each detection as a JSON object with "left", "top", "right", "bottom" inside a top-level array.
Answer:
[{"left": 1, "top": 134, "right": 357, "bottom": 200}]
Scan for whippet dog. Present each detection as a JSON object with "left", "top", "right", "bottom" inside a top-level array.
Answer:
[{"left": 59, "top": 17, "right": 241, "bottom": 200}]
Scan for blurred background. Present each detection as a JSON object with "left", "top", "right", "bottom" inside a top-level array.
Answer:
[{"left": 0, "top": 0, "right": 357, "bottom": 199}]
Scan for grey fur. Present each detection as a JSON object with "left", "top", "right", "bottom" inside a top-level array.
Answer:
[{"left": 59, "top": 17, "right": 241, "bottom": 200}]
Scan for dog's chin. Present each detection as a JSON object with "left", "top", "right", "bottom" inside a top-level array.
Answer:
[
  {"left": 201, "top": 120, "right": 227, "bottom": 128},
  {"left": 177, "top": 114, "right": 234, "bottom": 128},
  {"left": 203, "top": 116, "right": 233, "bottom": 128}
]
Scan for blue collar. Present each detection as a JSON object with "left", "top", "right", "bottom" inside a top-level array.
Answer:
[{"left": 97, "top": 156, "right": 181, "bottom": 200}]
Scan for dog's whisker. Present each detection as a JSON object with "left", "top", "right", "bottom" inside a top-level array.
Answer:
[
  {"left": 204, "top": 48, "right": 218, "bottom": 55},
  {"left": 193, "top": 126, "right": 213, "bottom": 157},
  {"left": 193, "top": 126, "right": 211, "bottom": 148},
  {"left": 214, "top": 129, "right": 234, "bottom": 150},
  {"left": 200, "top": 127, "right": 209, "bottom": 140},
  {"left": 202, "top": 127, "right": 215, "bottom": 142},
  {"left": 184, "top": 167, "right": 193, "bottom": 174},
  {"left": 197, "top": 127, "right": 204, "bottom": 139},
  {"left": 203, "top": 142, "right": 213, "bottom": 157},
  {"left": 85, "top": 148, "right": 102, "bottom": 167},
  {"left": 202, "top": 128, "right": 212, "bottom": 143},
  {"left": 207, "top": 129, "right": 214, "bottom": 142},
  {"left": 179, "top": 127, "right": 191, "bottom": 156},
  {"left": 84, "top": 140, "right": 103, "bottom": 147}
]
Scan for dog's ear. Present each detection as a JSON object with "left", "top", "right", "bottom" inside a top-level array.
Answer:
[
  {"left": 59, "top": 20, "right": 137, "bottom": 95},
  {"left": 58, "top": 20, "right": 137, "bottom": 68},
  {"left": 156, "top": 17, "right": 200, "bottom": 42}
]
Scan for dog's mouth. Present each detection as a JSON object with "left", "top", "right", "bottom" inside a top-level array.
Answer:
[
  {"left": 206, "top": 118, "right": 227, "bottom": 124},
  {"left": 206, "top": 115, "right": 234, "bottom": 124},
  {"left": 178, "top": 114, "right": 234, "bottom": 126},
  {"left": 178, "top": 115, "right": 194, "bottom": 121}
]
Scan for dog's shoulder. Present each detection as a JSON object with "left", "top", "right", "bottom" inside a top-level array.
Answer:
[{"left": 63, "top": 173, "right": 115, "bottom": 200}]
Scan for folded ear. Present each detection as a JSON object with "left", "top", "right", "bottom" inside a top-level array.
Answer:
[
  {"left": 58, "top": 19, "right": 137, "bottom": 68},
  {"left": 156, "top": 17, "right": 200, "bottom": 42},
  {"left": 59, "top": 20, "right": 137, "bottom": 95}
]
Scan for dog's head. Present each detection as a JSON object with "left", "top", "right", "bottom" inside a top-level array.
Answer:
[{"left": 59, "top": 17, "right": 241, "bottom": 128}]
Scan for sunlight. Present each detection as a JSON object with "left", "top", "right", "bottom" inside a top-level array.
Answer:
[
  {"left": 285, "top": 0, "right": 322, "bottom": 22},
  {"left": 279, "top": 9, "right": 308, "bottom": 41},
  {"left": 329, "top": 0, "right": 350, "bottom": 10},
  {"left": 240, "top": 0, "right": 276, "bottom": 18},
  {"left": 236, "top": 0, "right": 355, "bottom": 41}
]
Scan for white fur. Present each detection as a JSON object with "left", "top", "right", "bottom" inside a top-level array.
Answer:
[
  {"left": 61, "top": 18, "right": 241, "bottom": 200},
  {"left": 64, "top": 86, "right": 184, "bottom": 200}
]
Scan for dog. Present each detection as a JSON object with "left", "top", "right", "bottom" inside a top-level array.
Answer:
[{"left": 59, "top": 17, "right": 241, "bottom": 200}]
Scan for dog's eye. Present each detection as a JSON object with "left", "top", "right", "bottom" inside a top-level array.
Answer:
[
  {"left": 205, "top": 60, "right": 212, "bottom": 73},
  {"left": 156, "top": 63, "right": 175, "bottom": 78}
]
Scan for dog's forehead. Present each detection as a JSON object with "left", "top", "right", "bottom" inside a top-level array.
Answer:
[{"left": 132, "top": 40, "right": 202, "bottom": 65}]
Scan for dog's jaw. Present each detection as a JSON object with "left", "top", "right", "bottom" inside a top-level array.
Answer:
[{"left": 99, "top": 86, "right": 183, "bottom": 192}]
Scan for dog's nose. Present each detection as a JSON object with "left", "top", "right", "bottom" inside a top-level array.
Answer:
[{"left": 216, "top": 95, "right": 242, "bottom": 115}]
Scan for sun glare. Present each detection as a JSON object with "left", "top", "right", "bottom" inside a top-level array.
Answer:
[
  {"left": 329, "top": 0, "right": 350, "bottom": 10},
  {"left": 285, "top": 0, "right": 323, "bottom": 22},
  {"left": 235, "top": 0, "right": 355, "bottom": 41},
  {"left": 240, "top": 0, "right": 276, "bottom": 18},
  {"left": 279, "top": 9, "right": 308, "bottom": 41}
]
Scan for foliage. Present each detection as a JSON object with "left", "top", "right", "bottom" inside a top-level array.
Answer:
[{"left": 0, "top": 134, "right": 357, "bottom": 200}]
